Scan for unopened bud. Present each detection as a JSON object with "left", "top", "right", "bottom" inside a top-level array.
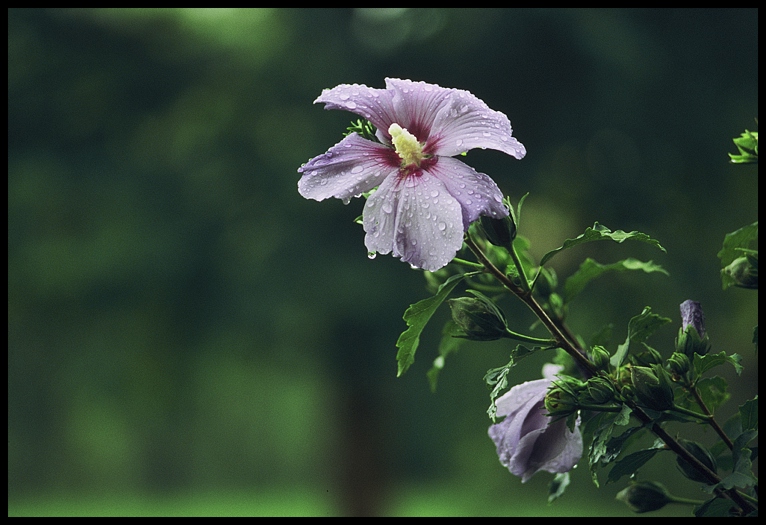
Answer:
[
  {"left": 616, "top": 481, "right": 673, "bottom": 513},
  {"left": 723, "top": 256, "right": 758, "bottom": 289},
  {"left": 677, "top": 300, "right": 711, "bottom": 357},
  {"left": 480, "top": 210, "right": 516, "bottom": 249},
  {"left": 631, "top": 364, "right": 675, "bottom": 411},
  {"left": 544, "top": 377, "right": 584, "bottom": 417},
  {"left": 590, "top": 345, "right": 611, "bottom": 372},
  {"left": 448, "top": 292, "right": 509, "bottom": 341},
  {"left": 666, "top": 352, "right": 691, "bottom": 380},
  {"left": 582, "top": 376, "right": 615, "bottom": 404}
]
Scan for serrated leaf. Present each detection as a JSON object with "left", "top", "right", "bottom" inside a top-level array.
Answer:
[
  {"left": 396, "top": 273, "right": 467, "bottom": 376},
  {"left": 739, "top": 396, "right": 758, "bottom": 431},
  {"left": 693, "top": 351, "right": 744, "bottom": 377},
  {"left": 539, "top": 223, "right": 666, "bottom": 267},
  {"left": 717, "top": 222, "right": 758, "bottom": 290},
  {"left": 485, "top": 344, "right": 542, "bottom": 420},
  {"left": 562, "top": 258, "right": 668, "bottom": 304},
  {"left": 610, "top": 307, "right": 672, "bottom": 368}
]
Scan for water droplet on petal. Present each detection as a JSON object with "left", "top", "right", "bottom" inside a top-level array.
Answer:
[
  {"left": 382, "top": 203, "right": 393, "bottom": 214},
  {"left": 438, "top": 222, "right": 447, "bottom": 231},
  {"left": 430, "top": 189, "right": 439, "bottom": 198},
  {"left": 350, "top": 165, "right": 364, "bottom": 174},
  {"left": 347, "top": 101, "right": 357, "bottom": 109},
  {"left": 368, "top": 251, "right": 377, "bottom": 259}
]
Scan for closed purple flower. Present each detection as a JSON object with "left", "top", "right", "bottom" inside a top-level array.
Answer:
[
  {"left": 488, "top": 366, "right": 583, "bottom": 482},
  {"left": 298, "top": 78, "right": 526, "bottom": 271},
  {"left": 679, "top": 299, "right": 705, "bottom": 338}
]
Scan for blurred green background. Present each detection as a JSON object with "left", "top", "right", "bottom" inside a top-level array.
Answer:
[{"left": 8, "top": 8, "right": 758, "bottom": 517}]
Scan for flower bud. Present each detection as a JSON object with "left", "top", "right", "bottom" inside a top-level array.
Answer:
[
  {"left": 448, "top": 293, "right": 509, "bottom": 341},
  {"left": 616, "top": 481, "right": 673, "bottom": 513},
  {"left": 676, "top": 300, "right": 711, "bottom": 357},
  {"left": 631, "top": 364, "right": 675, "bottom": 411},
  {"left": 589, "top": 345, "right": 611, "bottom": 372},
  {"left": 544, "top": 377, "right": 584, "bottom": 417},
  {"left": 666, "top": 352, "right": 691, "bottom": 380},
  {"left": 581, "top": 376, "right": 615, "bottom": 405},
  {"left": 633, "top": 347, "right": 664, "bottom": 367},
  {"left": 723, "top": 255, "right": 758, "bottom": 289},
  {"left": 480, "top": 210, "right": 517, "bottom": 249},
  {"left": 675, "top": 439, "right": 717, "bottom": 484}
]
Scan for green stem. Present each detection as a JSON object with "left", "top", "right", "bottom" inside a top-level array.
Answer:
[
  {"left": 508, "top": 240, "right": 531, "bottom": 293},
  {"left": 670, "top": 404, "right": 712, "bottom": 421},
  {"left": 452, "top": 257, "right": 485, "bottom": 270},
  {"left": 689, "top": 384, "right": 735, "bottom": 450},
  {"left": 502, "top": 329, "right": 556, "bottom": 345}
]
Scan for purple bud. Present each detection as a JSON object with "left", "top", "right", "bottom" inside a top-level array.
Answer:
[{"left": 679, "top": 300, "right": 705, "bottom": 338}]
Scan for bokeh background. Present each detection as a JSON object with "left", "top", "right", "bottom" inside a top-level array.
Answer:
[{"left": 8, "top": 8, "right": 758, "bottom": 517}]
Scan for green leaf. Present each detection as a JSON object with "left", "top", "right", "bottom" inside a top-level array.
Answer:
[
  {"left": 396, "top": 273, "right": 467, "bottom": 376},
  {"left": 695, "top": 376, "right": 730, "bottom": 414},
  {"left": 539, "top": 223, "right": 666, "bottom": 267},
  {"left": 738, "top": 396, "right": 758, "bottom": 431},
  {"left": 607, "top": 447, "right": 661, "bottom": 484},
  {"left": 562, "top": 258, "right": 668, "bottom": 304},
  {"left": 693, "top": 351, "right": 744, "bottom": 377},
  {"left": 426, "top": 319, "right": 466, "bottom": 392},
  {"left": 728, "top": 129, "right": 758, "bottom": 164},
  {"left": 485, "top": 344, "right": 541, "bottom": 421},
  {"left": 694, "top": 497, "right": 737, "bottom": 517},
  {"left": 717, "top": 222, "right": 758, "bottom": 290},
  {"left": 610, "top": 307, "right": 672, "bottom": 368}
]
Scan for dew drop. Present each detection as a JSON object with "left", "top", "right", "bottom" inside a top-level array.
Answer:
[
  {"left": 430, "top": 189, "right": 439, "bottom": 197},
  {"left": 368, "top": 252, "right": 377, "bottom": 259},
  {"left": 438, "top": 222, "right": 447, "bottom": 231},
  {"left": 382, "top": 203, "right": 393, "bottom": 214},
  {"left": 350, "top": 165, "right": 364, "bottom": 174},
  {"left": 347, "top": 101, "right": 357, "bottom": 109}
]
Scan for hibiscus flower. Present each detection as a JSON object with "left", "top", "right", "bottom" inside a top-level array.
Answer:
[
  {"left": 488, "top": 364, "right": 583, "bottom": 482},
  {"left": 298, "top": 78, "right": 525, "bottom": 271}
]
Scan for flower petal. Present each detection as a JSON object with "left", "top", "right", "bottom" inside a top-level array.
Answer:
[
  {"left": 384, "top": 78, "right": 455, "bottom": 143},
  {"left": 314, "top": 83, "right": 397, "bottom": 138},
  {"left": 298, "top": 133, "right": 398, "bottom": 204},
  {"left": 427, "top": 86, "right": 526, "bottom": 159},
  {"left": 363, "top": 170, "right": 464, "bottom": 271},
  {"left": 426, "top": 156, "right": 508, "bottom": 229},
  {"left": 516, "top": 417, "right": 583, "bottom": 482}
]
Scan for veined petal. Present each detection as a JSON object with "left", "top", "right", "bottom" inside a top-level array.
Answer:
[
  {"left": 384, "top": 78, "right": 455, "bottom": 143},
  {"left": 298, "top": 133, "right": 398, "bottom": 204},
  {"left": 315, "top": 83, "right": 397, "bottom": 138},
  {"left": 495, "top": 378, "right": 551, "bottom": 418},
  {"left": 516, "top": 418, "right": 583, "bottom": 482},
  {"left": 426, "top": 156, "right": 508, "bottom": 229},
  {"left": 427, "top": 87, "right": 526, "bottom": 159},
  {"left": 363, "top": 171, "right": 464, "bottom": 272}
]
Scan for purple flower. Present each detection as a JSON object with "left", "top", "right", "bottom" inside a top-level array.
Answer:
[
  {"left": 679, "top": 300, "right": 705, "bottom": 338},
  {"left": 298, "top": 78, "right": 526, "bottom": 271},
  {"left": 488, "top": 365, "right": 583, "bottom": 482}
]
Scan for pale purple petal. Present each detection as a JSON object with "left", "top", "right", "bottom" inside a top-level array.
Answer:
[
  {"left": 427, "top": 87, "right": 526, "bottom": 159},
  {"left": 298, "top": 133, "right": 398, "bottom": 204},
  {"left": 426, "top": 156, "right": 508, "bottom": 229},
  {"left": 383, "top": 78, "right": 455, "bottom": 143},
  {"left": 514, "top": 417, "right": 583, "bottom": 482},
  {"left": 363, "top": 171, "right": 464, "bottom": 271},
  {"left": 314, "top": 83, "right": 397, "bottom": 138},
  {"left": 495, "top": 378, "right": 551, "bottom": 418},
  {"left": 680, "top": 300, "right": 705, "bottom": 338},
  {"left": 489, "top": 376, "right": 582, "bottom": 483}
]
